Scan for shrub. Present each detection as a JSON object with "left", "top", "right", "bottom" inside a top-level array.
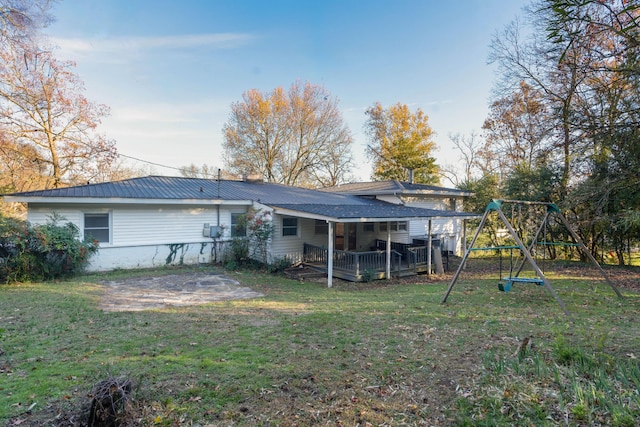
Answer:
[
  {"left": 223, "top": 208, "right": 274, "bottom": 269},
  {"left": 0, "top": 213, "right": 98, "bottom": 283},
  {"left": 268, "top": 256, "right": 292, "bottom": 273},
  {"left": 224, "top": 237, "right": 250, "bottom": 269},
  {"left": 361, "top": 268, "right": 376, "bottom": 282}
]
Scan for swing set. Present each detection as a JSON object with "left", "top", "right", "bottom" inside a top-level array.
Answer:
[{"left": 442, "top": 199, "right": 623, "bottom": 316}]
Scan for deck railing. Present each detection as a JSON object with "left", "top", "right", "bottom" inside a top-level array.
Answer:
[
  {"left": 406, "top": 246, "right": 428, "bottom": 272},
  {"left": 303, "top": 243, "right": 403, "bottom": 278}
]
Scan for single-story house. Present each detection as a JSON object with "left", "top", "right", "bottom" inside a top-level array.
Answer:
[{"left": 4, "top": 175, "right": 478, "bottom": 286}]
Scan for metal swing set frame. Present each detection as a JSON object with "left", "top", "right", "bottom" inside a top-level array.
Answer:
[{"left": 442, "top": 199, "right": 623, "bottom": 316}]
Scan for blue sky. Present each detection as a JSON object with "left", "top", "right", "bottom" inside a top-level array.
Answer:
[{"left": 45, "top": 0, "right": 530, "bottom": 182}]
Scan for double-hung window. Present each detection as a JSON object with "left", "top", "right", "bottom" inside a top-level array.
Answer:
[
  {"left": 231, "top": 213, "right": 246, "bottom": 237},
  {"left": 84, "top": 213, "right": 110, "bottom": 243},
  {"left": 379, "top": 221, "right": 407, "bottom": 232}
]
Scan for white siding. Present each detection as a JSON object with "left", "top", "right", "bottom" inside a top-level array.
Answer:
[
  {"left": 269, "top": 213, "right": 311, "bottom": 263},
  {"left": 376, "top": 195, "right": 403, "bottom": 205},
  {"left": 400, "top": 196, "right": 467, "bottom": 255},
  {"left": 113, "top": 206, "right": 218, "bottom": 246},
  {"left": 27, "top": 203, "right": 250, "bottom": 246},
  {"left": 26, "top": 203, "right": 248, "bottom": 271},
  {"left": 401, "top": 196, "right": 449, "bottom": 210},
  {"left": 409, "top": 218, "right": 461, "bottom": 253}
]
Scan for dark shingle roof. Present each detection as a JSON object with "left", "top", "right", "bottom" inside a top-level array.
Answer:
[
  {"left": 6, "top": 176, "right": 479, "bottom": 220},
  {"left": 270, "top": 202, "right": 474, "bottom": 220},
  {"left": 325, "top": 180, "right": 473, "bottom": 197}
]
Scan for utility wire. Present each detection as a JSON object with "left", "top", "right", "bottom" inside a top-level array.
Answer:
[{"left": 116, "top": 152, "right": 189, "bottom": 173}]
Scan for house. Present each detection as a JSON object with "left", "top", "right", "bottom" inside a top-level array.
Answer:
[{"left": 4, "top": 175, "right": 478, "bottom": 286}]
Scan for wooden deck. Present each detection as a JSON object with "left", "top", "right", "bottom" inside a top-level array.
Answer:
[{"left": 302, "top": 242, "right": 433, "bottom": 282}]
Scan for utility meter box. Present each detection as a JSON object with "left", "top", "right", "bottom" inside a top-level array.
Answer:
[{"left": 203, "top": 224, "right": 222, "bottom": 238}]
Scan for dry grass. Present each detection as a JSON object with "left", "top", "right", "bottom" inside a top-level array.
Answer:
[{"left": 1, "top": 260, "right": 639, "bottom": 426}]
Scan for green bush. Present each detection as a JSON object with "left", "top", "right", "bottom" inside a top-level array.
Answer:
[
  {"left": 361, "top": 268, "right": 376, "bottom": 282},
  {"left": 224, "top": 209, "right": 275, "bottom": 270},
  {"left": 224, "top": 237, "right": 250, "bottom": 269},
  {"left": 0, "top": 213, "right": 98, "bottom": 283},
  {"left": 268, "top": 256, "right": 292, "bottom": 273}
]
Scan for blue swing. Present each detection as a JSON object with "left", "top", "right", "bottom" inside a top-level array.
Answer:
[{"left": 497, "top": 246, "right": 544, "bottom": 292}]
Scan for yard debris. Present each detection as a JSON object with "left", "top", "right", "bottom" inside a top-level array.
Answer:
[
  {"left": 88, "top": 376, "right": 133, "bottom": 427},
  {"left": 514, "top": 336, "right": 533, "bottom": 359}
]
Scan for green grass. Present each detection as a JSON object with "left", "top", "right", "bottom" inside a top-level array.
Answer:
[{"left": 1, "top": 263, "right": 639, "bottom": 426}]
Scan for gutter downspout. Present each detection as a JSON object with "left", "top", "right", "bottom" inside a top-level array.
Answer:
[{"left": 217, "top": 169, "right": 221, "bottom": 228}]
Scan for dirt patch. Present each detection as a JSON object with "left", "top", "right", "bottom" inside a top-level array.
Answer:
[{"left": 98, "top": 271, "right": 264, "bottom": 312}]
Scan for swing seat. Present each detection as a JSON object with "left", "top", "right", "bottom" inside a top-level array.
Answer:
[{"left": 498, "top": 277, "right": 544, "bottom": 292}]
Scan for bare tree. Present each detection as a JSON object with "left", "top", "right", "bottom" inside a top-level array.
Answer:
[
  {"left": 489, "top": 10, "right": 593, "bottom": 198},
  {"left": 482, "top": 81, "right": 553, "bottom": 177},
  {"left": 442, "top": 131, "right": 488, "bottom": 186},
  {"left": 180, "top": 163, "right": 232, "bottom": 180},
  {"left": 0, "top": 0, "right": 53, "bottom": 42},
  {"left": 223, "top": 81, "right": 354, "bottom": 188},
  {"left": 0, "top": 38, "right": 116, "bottom": 188}
]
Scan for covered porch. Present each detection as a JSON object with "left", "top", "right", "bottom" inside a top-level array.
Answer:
[
  {"left": 270, "top": 200, "right": 478, "bottom": 288},
  {"left": 302, "top": 240, "right": 442, "bottom": 282}
]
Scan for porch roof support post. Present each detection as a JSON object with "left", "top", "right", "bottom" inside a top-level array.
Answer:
[
  {"left": 427, "top": 219, "right": 432, "bottom": 277},
  {"left": 462, "top": 219, "right": 467, "bottom": 254},
  {"left": 327, "top": 221, "right": 334, "bottom": 288},
  {"left": 462, "top": 219, "right": 467, "bottom": 270},
  {"left": 386, "top": 222, "right": 391, "bottom": 279}
]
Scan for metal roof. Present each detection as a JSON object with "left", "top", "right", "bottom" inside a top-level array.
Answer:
[
  {"left": 5, "top": 176, "right": 479, "bottom": 220},
  {"left": 5, "top": 176, "right": 358, "bottom": 203}
]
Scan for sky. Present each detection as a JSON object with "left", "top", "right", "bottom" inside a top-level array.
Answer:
[{"left": 45, "top": 0, "right": 531, "bottom": 183}]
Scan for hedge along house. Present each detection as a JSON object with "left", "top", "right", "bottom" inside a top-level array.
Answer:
[{"left": 4, "top": 175, "right": 478, "bottom": 286}]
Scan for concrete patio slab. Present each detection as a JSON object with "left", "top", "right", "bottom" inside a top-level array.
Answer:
[{"left": 98, "top": 271, "right": 264, "bottom": 312}]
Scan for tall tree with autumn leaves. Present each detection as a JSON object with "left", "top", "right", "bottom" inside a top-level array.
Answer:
[
  {"left": 364, "top": 102, "right": 439, "bottom": 184},
  {"left": 0, "top": 0, "right": 117, "bottom": 193},
  {"left": 223, "top": 81, "right": 354, "bottom": 188}
]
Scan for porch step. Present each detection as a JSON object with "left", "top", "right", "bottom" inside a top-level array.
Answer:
[
  {"left": 284, "top": 266, "right": 327, "bottom": 281},
  {"left": 397, "top": 270, "right": 418, "bottom": 278}
]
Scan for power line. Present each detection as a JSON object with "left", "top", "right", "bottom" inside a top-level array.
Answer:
[{"left": 116, "top": 152, "right": 189, "bottom": 173}]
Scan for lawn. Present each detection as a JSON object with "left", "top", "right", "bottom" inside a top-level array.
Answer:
[{"left": 1, "top": 260, "right": 639, "bottom": 426}]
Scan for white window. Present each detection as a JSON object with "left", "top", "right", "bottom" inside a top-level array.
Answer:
[{"left": 84, "top": 213, "right": 110, "bottom": 243}]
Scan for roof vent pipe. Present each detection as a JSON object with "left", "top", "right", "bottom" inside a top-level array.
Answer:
[
  {"left": 408, "top": 168, "right": 414, "bottom": 184},
  {"left": 217, "top": 168, "right": 221, "bottom": 198}
]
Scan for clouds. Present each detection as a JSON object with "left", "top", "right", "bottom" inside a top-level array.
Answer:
[
  {"left": 102, "top": 99, "right": 230, "bottom": 171},
  {"left": 42, "top": 0, "right": 530, "bottom": 181},
  {"left": 111, "top": 100, "right": 228, "bottom": 123},
  {"left": 50, "top": 32, "right": 256, "bottom": 62}
]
